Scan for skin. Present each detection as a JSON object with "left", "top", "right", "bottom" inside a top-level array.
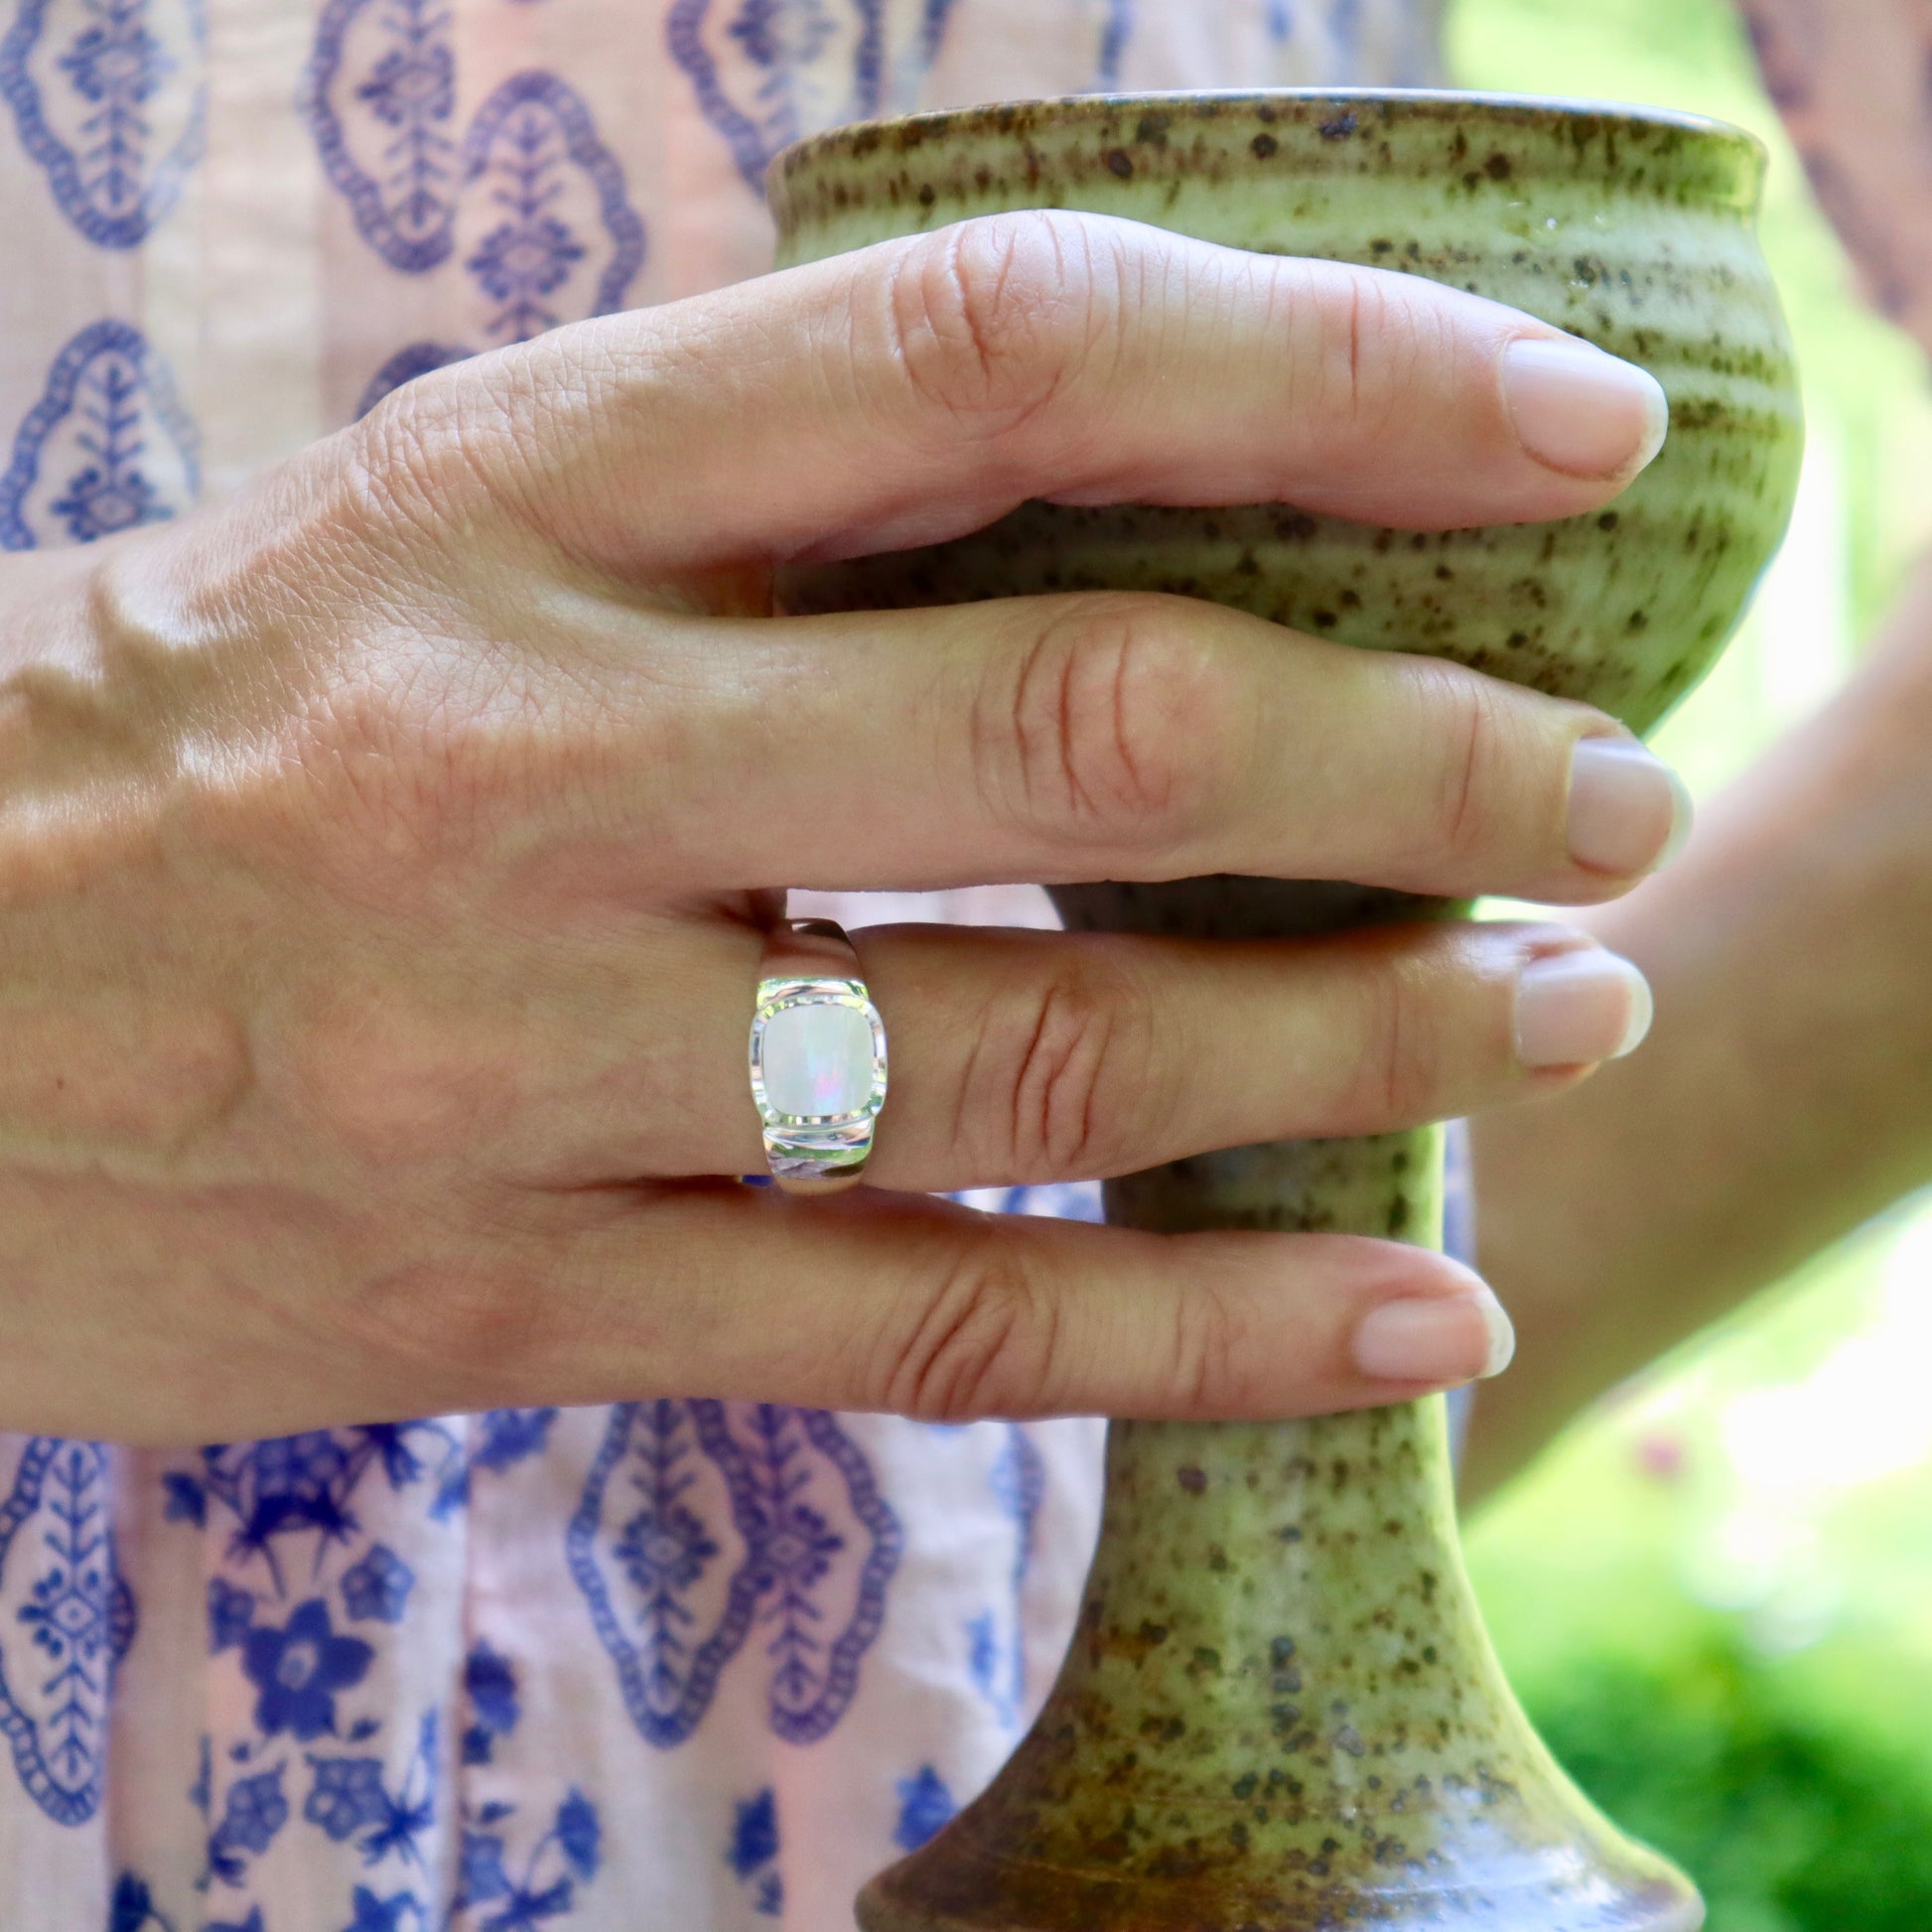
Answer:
[
  {"left": 0, "top": 209, "right": 1672, "bottom": 1446},
  {"left": 1463, "top": 547, "right": 1932, "bottom": 1503}
]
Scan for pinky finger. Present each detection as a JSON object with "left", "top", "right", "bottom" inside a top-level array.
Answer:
[{"left": 514, "top": 1185, "right": 1517, "bottom": 1424}]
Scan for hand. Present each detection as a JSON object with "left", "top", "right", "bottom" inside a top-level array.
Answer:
[{"left": 0, "top": 210, "right": 1681, "bottom": 1443}]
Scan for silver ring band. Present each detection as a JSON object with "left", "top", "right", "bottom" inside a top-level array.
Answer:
[{"left": 749, "top": 919, "right": 888, "bottom": 1194}]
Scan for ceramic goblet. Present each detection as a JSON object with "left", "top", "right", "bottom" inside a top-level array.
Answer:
[{"left": 771, "top": 89, "right": 1803, "bottom": 1932}]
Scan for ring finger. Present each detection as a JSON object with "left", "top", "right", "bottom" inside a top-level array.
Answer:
[{"left": 502, "top": 915, "right": 1651, "bottom": 1192}]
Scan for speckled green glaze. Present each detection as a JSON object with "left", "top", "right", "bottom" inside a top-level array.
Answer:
[
  {"left": 770, "top": 90, "right": 1801, "bottom": 1932},
  {"left": 771, "top": 91, "right": 1800, "bottom": 730}
]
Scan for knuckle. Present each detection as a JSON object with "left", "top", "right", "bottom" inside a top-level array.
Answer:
[
  {"left": 289, "top": 657, "right": 493, "bottom": 873},
  {"left": 885, "top": 1239, "right": 1057, "bottom": 1421},
  {"left": 881, "top": 210, "right": 1101, "bottom": 436},
  {"left": 1414, "top": 661, "right": 1512, "bottom": 867},
  {"left": 1308, "top": 266, "right": 1439, "bottom": 428},
  {"left": 981, "top": 949, "right": 1155, "bottom": 1177},
  {"left": 282, "top": 630, "right": 566, "bottom": 890},
  {"left": 1282, "top": 263, "right": 1459, "bottom": 458},
  {"left": 978, "top": 594, "right": 1233, "bottom": 854},
  {"left": 339, "top": 366, "right": 504, "bottom": 550},
  {"left": 1172, "top": 1272, "right": 1257, "bottom": 1414},
  {"left": 324, "top": 1243, "right": 551, "bottom": 1405},
  {"left": 337, "top": 349, "right": 558, "bottom": 562},
  {"left": 281, "top": 990, "right": 520, "bottom": 1171},
  {"left": 1353, "top": 947, "right": 1446, "bottom": 1128}
]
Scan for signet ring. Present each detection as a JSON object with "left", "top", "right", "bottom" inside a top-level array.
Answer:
[{"left": 748, "top": 919, "right": 888, "bottom": 1195}]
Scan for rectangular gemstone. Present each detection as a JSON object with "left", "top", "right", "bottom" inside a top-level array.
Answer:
[{"left": 761, "top": 1001, "right": 874, "bottom": 1118}]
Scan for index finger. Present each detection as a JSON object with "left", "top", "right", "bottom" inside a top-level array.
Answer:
[{"left": 369, "top": 210, "right": 1666, "bottom": 577}]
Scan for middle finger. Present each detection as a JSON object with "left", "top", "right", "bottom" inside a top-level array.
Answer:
[{"left": 593, "top": 592, "right": 1689, "bottom": 906}]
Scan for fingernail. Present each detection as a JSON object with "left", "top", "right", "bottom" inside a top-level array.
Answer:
[
  {"left": 1353, "top": 1287, "right": 1516, "bottom": 1385},
  {"left": 1515, "top": 948, "right": 1654, "bottom": 1067},
  {"left": 1502, "top": 337, "right": 1669, "bottom": 480},
  {"left": 1567, "top": 737, "right": 1694, "bottom": 876}
]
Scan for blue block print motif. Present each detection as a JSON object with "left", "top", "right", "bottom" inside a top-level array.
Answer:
[
  {"left": 569, "top": 1400, "right": 900, "bottom": 1746},
  {"left": 109, "top": 1870, "right": 257, "bottom": 1932},
  {"left": 207, "top": 1761, "right": 291, "bottom": 1883},
  {"left": 0, "top": 1439, "right": 137, "bottom": 1825},
  {"left": 170, "top": 1413, "right": 552, "bottom": 1589},
  {"left": 461, "top": 71, "right": 645, "bottom": 342},
  {"left": 340, "top": 1886, "right": 424, "bottom": 1932},
  {"left": 240, "top": 1599, "right": 374, "bottom": 1743},
  {"left": 303, "top": 0, "right": 459, "bottom": 270},
  {"left": 108, "top": 1873, "right": 267, "bottom": 1932},
  {"left": 0, "top": 0, "right": 205, "bottom": 245},
  {"left": 0, "top": 319, "right": 199, "bottom": 550},
  {"left": 321, "top": 57, "right": 647, "bottom": 404},
  {"left": 667, "top": 0, "right": 883, "bottom": 195},
  {"left": 307, "top": 0, "right": 649, "bottom": 311},
  {"left": 107, "top": 1872, "right": 178, "bottom": 1931},
  {"left": 340, "top": 1543, "right": 415, "bottom": 1625},
  {"left": 461, "top": 1639, "right": 518, "bottom": 1763}
]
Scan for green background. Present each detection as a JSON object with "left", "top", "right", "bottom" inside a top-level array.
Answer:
[{"left": 1448, "top": 1, "right": 1932, "bottom": 1925}]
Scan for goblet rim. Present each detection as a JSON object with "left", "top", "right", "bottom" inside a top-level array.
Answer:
[{"left": 768, "top": 85, "right": 1767, "bottom": 196}]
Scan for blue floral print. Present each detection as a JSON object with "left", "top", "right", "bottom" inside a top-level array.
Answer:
[
  {"left": 209, "top": 1578, "right": 257, "bottom": 1654},
  {"left": 241, "top": 1599, "right": 376, "bottom": 1742},
  {"left": 306, "top": 1710, "right": 440, "bottom": 1865},
  {"left": 462, "top": 1643, "right": 520, "bottom": 1764},
  {"left": 666, "top": 0, "right": 883, "bottom": 193},
  {"left": 726, "top": 1787, "right": 783, "bottom": 1916},
  {"left": 59, "top": 0, "right": 172, "bottom": 107},
  {"left": 208, "top": 1763, "right": 291, "bottom": 1879},
  {"left": 341, "top": 1545, "right": 415, "bottom": 1625},
  {"left": 893, "top": 1765, "right": 956, "bottom": 1853},
  {"left": 108, "top": 1872, "right": 173, "bottom": 1932},
  {"left": 455, "top": 1786, "right": 602, "bottom": 1927},
  {"left": 343, "top": 1886, "right": 423, "bottom": 1932},
  {"left": 356, "top": 32, "right": 452, "bottom": 130},
  {"left": 569, "top": 1401, "right": 901, "bottom": 1747},
  {"left": 304, "top": 0, "right": 458, "bottom": 267}
]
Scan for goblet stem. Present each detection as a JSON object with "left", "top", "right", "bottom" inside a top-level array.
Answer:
[
  {"left": 861, "top": 1142, "right": 1702, "bottom": 1930},
  {"left": 859, "top": 883, "right": 1699, "bottom": 1930}
]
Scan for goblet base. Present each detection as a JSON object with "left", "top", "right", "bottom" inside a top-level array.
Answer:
[
  {"left": 849, "top": 1399, "right": 1704, "bottom": 1932},
  {"left": 857, "top": 1852, "right": 1706, "bottom": 1932}
]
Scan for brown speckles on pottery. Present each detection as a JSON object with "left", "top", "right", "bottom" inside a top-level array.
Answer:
[
  {"left": 770, "top": 89, "right": 1799, "bottom": 1932},
  {"left": 772, "top": 91, "right": 1799, "bottom": 732}
]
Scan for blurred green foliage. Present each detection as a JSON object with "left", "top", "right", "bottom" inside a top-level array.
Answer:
[
  {"left": 1532, "top": 1637, "right": 1932, "bottom": 1932},
  {"left": 1448, "top": 0, "right": 1932, "bottom": 1924}
]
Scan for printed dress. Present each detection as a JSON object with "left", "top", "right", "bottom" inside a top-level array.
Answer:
[{"left": 0, "top": 0, "right": 1920, "bottom": 1927}]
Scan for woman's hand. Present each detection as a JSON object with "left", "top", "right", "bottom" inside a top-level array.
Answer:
[{"left": 0, "top": 210, "right": 1680, "bottom": 1444}]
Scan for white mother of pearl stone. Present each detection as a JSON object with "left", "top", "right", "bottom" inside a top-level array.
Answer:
[{"left": 761, "top": 1002, "right": 875, "bottom": 1118}]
